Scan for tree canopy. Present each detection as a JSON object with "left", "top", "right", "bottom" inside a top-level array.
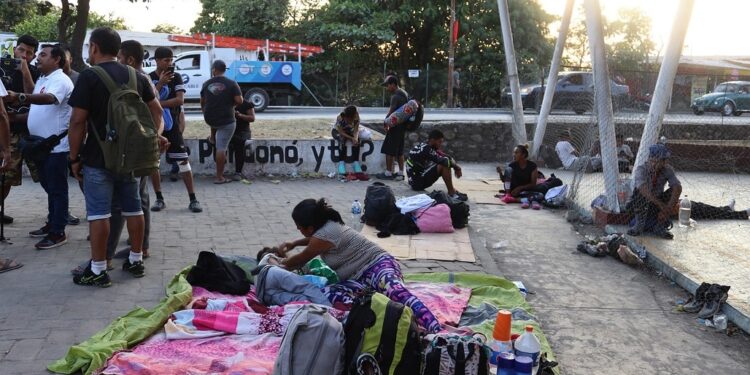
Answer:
[
  {"left": 14, "top": 9, "right": 127, "bottom": 42},
  {"left": 152, "top": 23, "right": 182, "bottom": 34}
]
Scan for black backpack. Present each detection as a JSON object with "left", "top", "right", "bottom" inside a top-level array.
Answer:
[
  {"left": 186, "top": 251, "right": 251, "bottom": 295},
  {"left": 429, "top": 190, "right": 470, "bottom": 229},
  {"left": 363, "top": 182, "right": 398, "bottom": 227},
  {"left": 343, "top": 293, "right": 422, "bottom": 375}
]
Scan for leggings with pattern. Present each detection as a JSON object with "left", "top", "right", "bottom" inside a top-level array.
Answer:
[{"left": 356, "top": 255, "right": 442, "bottom": 333}]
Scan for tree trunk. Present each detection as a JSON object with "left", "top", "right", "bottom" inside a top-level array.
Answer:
[
  {"left": 57, "top": 0, "right": 71, "bottom": 44},
  {"left": 70, "top": 0, "right": 90, "bottom": 71}
]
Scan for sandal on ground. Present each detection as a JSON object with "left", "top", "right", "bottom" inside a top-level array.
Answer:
[
  {"left": 213, "top": 178, "right": 231, "bottom": 184},
  {"left": 0, "top": 258, "right": 23, "bottom": 273}
]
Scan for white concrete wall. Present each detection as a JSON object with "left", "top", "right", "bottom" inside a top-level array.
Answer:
[{"left": 171, "top": 139, "right": 386, "bottom": 176}]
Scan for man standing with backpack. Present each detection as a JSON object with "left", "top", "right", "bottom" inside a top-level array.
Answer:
[
  {"left": 376, "top": 75, "right": 408, "bottom": 181},
  {"left": 67, "top": 28, "right": 163, "bottom": 287}
]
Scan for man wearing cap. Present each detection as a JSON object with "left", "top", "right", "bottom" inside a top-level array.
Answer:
[
  {"left": 148, "top": 46, "right": 202, "bottom": 213},
  {"left": 377, "top": 75, "right": 409, "bottom": 180},
  {"left": 626, "top": 143, "right": 682, "bottom": 239},
  {"left": 200, "top": 60, "right": 243, "bottom": 183}
]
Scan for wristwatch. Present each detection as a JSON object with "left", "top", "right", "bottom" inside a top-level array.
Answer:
[{"left": 18, "top": 93, "right": 27, "bottom": 104}]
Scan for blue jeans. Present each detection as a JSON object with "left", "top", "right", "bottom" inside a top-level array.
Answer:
[
  {"left": 37, "top": 152, "right": 69, "bottom": 234},
  {"left": 82, "top": 166, "right": 143, "bottom": 221}
]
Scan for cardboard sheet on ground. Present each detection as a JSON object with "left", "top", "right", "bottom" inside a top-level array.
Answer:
[
  {"left": 432, "top": 178, "right": 505, "bottom": 205},
  {"left": 50, "top": 271, "right": 558, "bottom": 375},
  {"left": 360, "top": 224, "right": 475, "bottom": 262}
]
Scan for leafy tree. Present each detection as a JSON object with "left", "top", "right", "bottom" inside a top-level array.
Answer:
[
  {"left": 0, "top": 0, "right": 50, "bottom": 31},
  {"left": 192, "top": 0, "right": 290, "bottom": 40},
  {"left": 152, "top": 23, "right": 182, "bottom": 34},
  {"left": 14, "top": 8, "right": 127, "bottom": 44}
]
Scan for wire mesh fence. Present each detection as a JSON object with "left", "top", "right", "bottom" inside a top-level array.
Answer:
[{"left": 528, "top": 69, "right": 750, "bottom": 237}]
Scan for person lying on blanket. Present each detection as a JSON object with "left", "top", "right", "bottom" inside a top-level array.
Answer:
[{"left": 277, "top": 198, "right": 442, "bottom": 333}]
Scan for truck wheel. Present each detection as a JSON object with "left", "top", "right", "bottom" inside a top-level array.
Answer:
[{"left": 245, "top": 88, "right": 269, "bottom": 112}]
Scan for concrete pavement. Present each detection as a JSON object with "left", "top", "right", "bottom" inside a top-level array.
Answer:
[{"left": 0, "top": 165, "right": 748, "bottom": 374}]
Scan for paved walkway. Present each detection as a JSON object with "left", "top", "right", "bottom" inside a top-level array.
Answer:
[{"left": 0, "top": 165, "right": 749, "bottom": 374}]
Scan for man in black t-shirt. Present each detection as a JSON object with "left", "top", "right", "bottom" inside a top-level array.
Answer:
[
  {"left": 229, "top": 99, "right": 255, "bottom": 181},
  {"left": 406, "top": 129, "right": 467, "bottom": 201},
  {"left": 200, "top": 60, "right": 243, "bottom": 183},
  {"left": 67, "top": 27, "right": 163, "bottom": 287},
  {"left": 148, "top": 47, "right": 201, "bottom": 213},
  {"left": 377, "top": 75, "right": 408, "bottom": 181},
  {"left": 1, "top": 34, "right": 40, "bottom": 224}
]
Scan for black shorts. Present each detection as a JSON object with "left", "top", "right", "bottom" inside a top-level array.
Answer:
[
  {"left": 164, "top": 126, "right": 188, "bottom": 162},
  {"left": 380, "top": 125, "right": 406, "bottom": 157},
  {"left": 408, "top": 164, "right": 440, "bottom": 191},
  {"left": 229, "top": 130, "right": 252, "bottom": 149}
]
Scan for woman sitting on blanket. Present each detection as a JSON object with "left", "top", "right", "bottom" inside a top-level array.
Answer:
[
  {"left": 498, "top": 145, "right": 545, "bottom": 209},
  {"left": 277, "top": 198, "right": 442, "bottom": 333}
]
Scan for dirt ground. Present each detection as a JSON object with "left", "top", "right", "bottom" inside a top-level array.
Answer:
[{"left": 184, "top": 119, "right": 383, "bottom": 140}]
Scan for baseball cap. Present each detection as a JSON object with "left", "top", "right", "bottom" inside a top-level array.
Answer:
[
  {"left": 648, "top": 144, "right": 671, "bottom": 160},
  {"left": 212, "top": 60, "right": 227, "bottom": 72},
  {"left": 381, "top": 75, "right": 399, "bottom": 87}
]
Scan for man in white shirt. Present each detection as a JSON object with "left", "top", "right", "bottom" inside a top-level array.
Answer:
[
  {"left": 555, "top": 132, "right": 601, "bottom": 172},
  {"left": 6, "top": 44, "right": 74, "bottom": 249}
]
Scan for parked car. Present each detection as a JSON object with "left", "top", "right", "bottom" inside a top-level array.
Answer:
[
  {"left": 691, "top": 81, "right": 750, "bottom": 116},
  {"left": 502, "top": 71, "right": 630, "bottom": 114}
]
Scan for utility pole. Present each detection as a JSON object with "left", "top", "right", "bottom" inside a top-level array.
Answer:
[
  {"left": 497, "top": 0, "right": 527, "bottom": 146},
  {"left": 633, "top": 0, "right": 694, "bottom": 172},
  {"left": 531, "top": 0, "right": 575, "bottom": 159},
  {"left": 584, "top": 0, "right": 620, "bottom": 213},
  {"left": 447, "top": 0, "right": 456, "bottom": 108}
]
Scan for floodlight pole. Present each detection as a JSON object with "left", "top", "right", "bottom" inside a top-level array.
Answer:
[
  {"left": 584, "top": 0, "right": 620, "bottom": 212},
  {"left": 497, "top": 0, "right": 528, "bottom": 147},
  {"left": 531, "top": 0, "right": 575, "bottom": 159},
  {"left": 633, "top": 0, "right": 695, "bottom": 172}
]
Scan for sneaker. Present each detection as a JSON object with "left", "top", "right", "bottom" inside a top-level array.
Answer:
[
  {"left": 393, "top": 173, "right": 405, "bottom": 181},
  {"left": 683, "top": 282, "right": 711, "bottom": 313},
  {"left": 35, "top": 232, "right": 67, "bottom": 250},
  {"left": 2, "top": 214, "right": 13, "bottom": 224},
  {"left": 375, "top": 172, "right": 395, "bottom": 180},
  {"left": 231, "top": 172, "right": 243, "bottom": 182},
  {"left": 67, "top": 214, "right": 81, "bottom": 226},
  {"left": 123, "top": 259, "right": 145, "bottom": 278},
  {"left": 189, "top": 200, "right": 203, "bottom": 213},
  {"left": 73, "top": 266, "right": 112, "bottom": 287},
  {"left": 697, "top": 284, "right": 731, "bottom": 319},
  {"left": 29, "top": 224, "right": 50, "bottom": 238},
  {"left": 151, "top": 199, "right": 166, "bottom": 212}
]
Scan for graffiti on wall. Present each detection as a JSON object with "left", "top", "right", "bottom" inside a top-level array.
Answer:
[{"left": 197, "top": 139, "right": 377, "bottom": 173}]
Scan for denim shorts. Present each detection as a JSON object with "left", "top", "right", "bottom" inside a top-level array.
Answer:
[
  {"left": 83, "top": 165, "right": 143, "bottom": 221},
  {"left": 214, "top": 122, "right": 237, "bottom": 152}
]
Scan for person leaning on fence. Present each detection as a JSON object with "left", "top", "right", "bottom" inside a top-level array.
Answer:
[
  {"left": 67, "top": 27, "right": 164, "bottom": 287},
  {"left": 555, "top": 131, "right": 602, "bottom": 172},
  {"left": 625, "top": 144, "right": 682, "bottom": 240},
  {"left": 201, "top": 60, "right": 243, "bottom": 184},
  {"left": 6, "top": 44, "right": 74, "bottom": 249}
]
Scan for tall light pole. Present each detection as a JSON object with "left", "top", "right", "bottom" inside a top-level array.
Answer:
[{"left": 447, "top": 0, "right": 456, "bottom": 108}]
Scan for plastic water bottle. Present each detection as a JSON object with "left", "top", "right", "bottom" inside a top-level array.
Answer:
[
  {"left": 351, "top": 200, "right": 363, "bottom": 231},
  {"left": 514, "top": 325, "right": 541, "bottom": 366},
  {"left": 679, "top": 195, "right": 692, "bottom": 227},
  {"left": 713, "top": 314, "right": 728, "bottom": 331}
]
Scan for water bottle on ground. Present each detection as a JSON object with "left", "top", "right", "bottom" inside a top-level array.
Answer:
[
  {"left": 350, "top": 200, "right": 363, "bottom": 231},
  {"left": 514, "top": 325, "right": 541, "bottom": 366},
  {"left": 713, "top": 314, "right": 728, "bottom": 331},
  {"left": 678, "top": 195, "right": 692, "bottom": 227}
]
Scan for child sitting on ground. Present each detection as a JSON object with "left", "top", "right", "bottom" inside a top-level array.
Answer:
[{"left": 332, "top": 106, "right": 369, "bottom": 181}]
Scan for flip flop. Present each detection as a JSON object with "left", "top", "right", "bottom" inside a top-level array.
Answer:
[
  {"left": 0, "top": 258, "right": 23, "bottom": 273},
  {"left": 213, "top": 179, "right": 231, "bottom": 184}
]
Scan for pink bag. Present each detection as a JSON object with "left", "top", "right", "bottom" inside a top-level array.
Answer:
[{"left": 415, "top": 203, "right": 455, "bottom": 233}]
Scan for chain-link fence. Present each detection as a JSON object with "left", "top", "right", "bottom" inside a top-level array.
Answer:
[{"left": 528, "top": 69, "right": 750, "bottom": 237}]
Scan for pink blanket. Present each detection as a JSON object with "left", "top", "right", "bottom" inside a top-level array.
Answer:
[
  {"left": 98, "top": 332, "right": 281, "bottom": 375},
  {"left": 405, "top": 282, "right": 471, "bottom": 327}
]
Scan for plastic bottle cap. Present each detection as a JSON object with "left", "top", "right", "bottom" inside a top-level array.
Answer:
[{"left": 525, "top": 325, "right": 534, "bottom": 332}]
